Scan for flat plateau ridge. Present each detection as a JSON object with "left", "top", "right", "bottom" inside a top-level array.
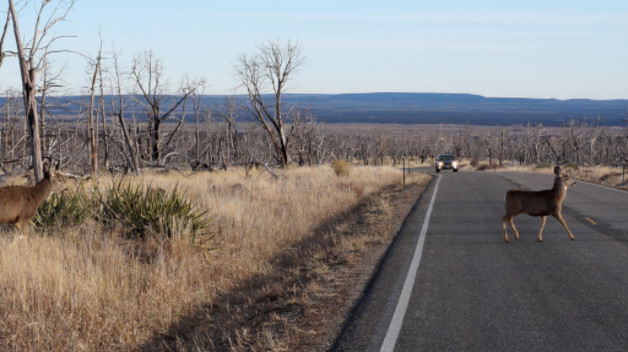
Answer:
[
  {"left": 5, "top": 92, "right": 626, "bottom": 126},
  {"left": 285, "top": 93, "right": 627, "bottom": 125}
]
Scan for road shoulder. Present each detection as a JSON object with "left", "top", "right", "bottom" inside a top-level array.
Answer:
[
  {"left": 330, "top": 174, "right": 439, "bottom": 351},
  {"left": 294, "top": 176, "right": 432, "bottom": 351}
]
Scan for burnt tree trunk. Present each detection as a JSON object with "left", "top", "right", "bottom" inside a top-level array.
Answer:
[{"left": 9, "top": 0, "right": 43, "bottom": 181}]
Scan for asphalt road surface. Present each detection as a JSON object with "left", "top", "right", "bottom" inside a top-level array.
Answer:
[{"left": 332, "top": 169, "right": 628, "bottom": 352}]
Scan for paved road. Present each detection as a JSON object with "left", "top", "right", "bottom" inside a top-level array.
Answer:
[{"left": 332, "top": 169, "right": 628, "bottom": 352}]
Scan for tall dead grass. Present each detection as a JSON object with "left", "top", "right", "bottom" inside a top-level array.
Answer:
[{"left": 0, "top": 165, "right": 410, "bottom": 351}]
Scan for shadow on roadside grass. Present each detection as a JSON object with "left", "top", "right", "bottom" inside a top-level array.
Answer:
[{"left": 139, "top": 182, "right": 423, "bottom": 351}]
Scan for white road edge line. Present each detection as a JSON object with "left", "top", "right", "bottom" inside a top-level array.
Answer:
[
  {"left": 576, "top": 179, "right": 627, "bottom": 194},
  {"left": 380, "top": 175, "right": 441, "bottom": 352}
]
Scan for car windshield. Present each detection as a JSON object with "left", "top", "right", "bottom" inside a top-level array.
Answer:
[{"left": 439, "top": 155, "right": 454, "bottom": 161}]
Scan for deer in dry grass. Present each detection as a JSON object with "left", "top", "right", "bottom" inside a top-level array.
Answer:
[
  {"left": 502, "top": 166, "right": 576, "bottom": 243},
  {"left": 0, "top": 160, "right": 65, "bottom": 237}
]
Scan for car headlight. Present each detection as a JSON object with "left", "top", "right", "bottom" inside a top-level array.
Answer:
[
  {"left": 438, "top": 161, "right": 444, "bottom": 166},
  {"left": 452, "top": 161, "right": 458, "bottom": 168}
]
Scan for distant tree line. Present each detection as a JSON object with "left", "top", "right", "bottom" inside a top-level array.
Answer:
[
  {"left": 1, "top": 84, "right": 627, "bottom": 177},
  {"left": 325, "top": 121, "right": 627, "bottom": 168}
]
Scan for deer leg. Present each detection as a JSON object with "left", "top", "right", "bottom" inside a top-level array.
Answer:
[
  {"left": 555, "top": 213, "right": 575, "bottom": 241},
  {"left": 509, "top": 218, "right": 520, "bottom": 240},
  {"left": 11, "top": 223, "right": 23, "bottom": 243},
  {"left": 502, "top": 215, "right": 510, "bottom": 243},
  {"left": 14, "top": 221, "right": 29, "bottom": 239},
  {"left": 537, "top": 216, "right": 547, "bottom": 242}
]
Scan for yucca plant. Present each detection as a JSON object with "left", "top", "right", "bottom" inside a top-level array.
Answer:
[
  {"left": 33, "top": 183, "right": 97, "bottom": 232},
  {"left": 98, "top": 180, "right": 212, "bottom": 240}
]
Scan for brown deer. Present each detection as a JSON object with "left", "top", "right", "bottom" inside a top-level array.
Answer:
[
  {"left": 0, "top": 160, "right": 65, "bottom": 237},
  {"left": 502, "top": 166, "right": 576, "bottom": 243}
]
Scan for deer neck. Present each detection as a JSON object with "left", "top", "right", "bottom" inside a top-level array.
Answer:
[
  {"left": 551, "top": 176, "right": 566, "bottom": 199},
  {"left": 32, "top": 177, "right": 53, "bottom": 204}
]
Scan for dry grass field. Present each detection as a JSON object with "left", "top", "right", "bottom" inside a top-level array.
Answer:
[{"left": 0, "top": 165, "right": 430, "bottom": 351}]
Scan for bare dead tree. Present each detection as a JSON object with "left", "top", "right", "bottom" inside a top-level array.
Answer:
[
  {"left": 98, "top": 58, "right": 109, "bottom": 170},
  {"left": 95, "top": 34, "right": 109, "bottom": 171},
  {"left": 217, "top": 96, "right": 240, "bottom": 166},
  {"left": 291, "top": 107, "right": 308, "bottom": 166},
  {"left": 163, "top": 97, "right": 187, "bottom": 147},
  {"left": 131, "top": 50, "right": 203, "bottom": 165},
  {"left": 234, "top": 39, "right": 305, "bottom": 167},
  {"left": 8, "top": 0, "right": 75, "bottom": 181},
  {"left": 38, "top": 55, "right": 66, "bottom": 154},
  {"left": 86, "top": 43, "right": 102, "bottom": 176},
  {"left": 1, "top": 88, "right": 22, "bottom": 166},
  {"left": 191, "top": 89, "right": 204, "bottom": 160},
  {"left": 202, "top": 108, "right": 214, "bottom": 165},
  {"left": 110, "top": 47, "right": 139, "bottom": 173}
]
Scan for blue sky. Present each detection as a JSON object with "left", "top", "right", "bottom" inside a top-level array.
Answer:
[{"left": 1, "top": 0, "right": 627, "bottom": 99}]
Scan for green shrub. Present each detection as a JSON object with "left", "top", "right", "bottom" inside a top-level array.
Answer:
[
  {"left": 33, "top": 183, "right": 97, "bottom": 232},
  {"left": 98, "top": 181, "right": 212, "bottom": 240},
  {"left": 331, "top": 159, "right": 352, "bottom": 177}
]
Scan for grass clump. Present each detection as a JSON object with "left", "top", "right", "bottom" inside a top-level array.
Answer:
[
  {"left": 99, "top": 181, "right": 211, "bottom": 240},
  {"left": 331, "top": 159, "right": 353, "bottom": 177}
]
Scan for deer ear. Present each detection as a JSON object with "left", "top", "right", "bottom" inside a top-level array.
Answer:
[
  {"left": 554, "top": 166, "right": 561, "bottom": 175},
  {"left": 49, "top": 160, "right": 59, "bottom": 176}
]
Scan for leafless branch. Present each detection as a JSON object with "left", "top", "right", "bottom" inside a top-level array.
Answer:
[{"left": 0, "top": 10, "right": 12, "bottom": 68}]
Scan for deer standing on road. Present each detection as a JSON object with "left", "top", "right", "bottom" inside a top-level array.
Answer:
[
  {"left": 502, "top": 166, "right": 576, "bottom": 243},
  {"left": 0, "top": 160, "right": 65, "bottom": 237}
]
